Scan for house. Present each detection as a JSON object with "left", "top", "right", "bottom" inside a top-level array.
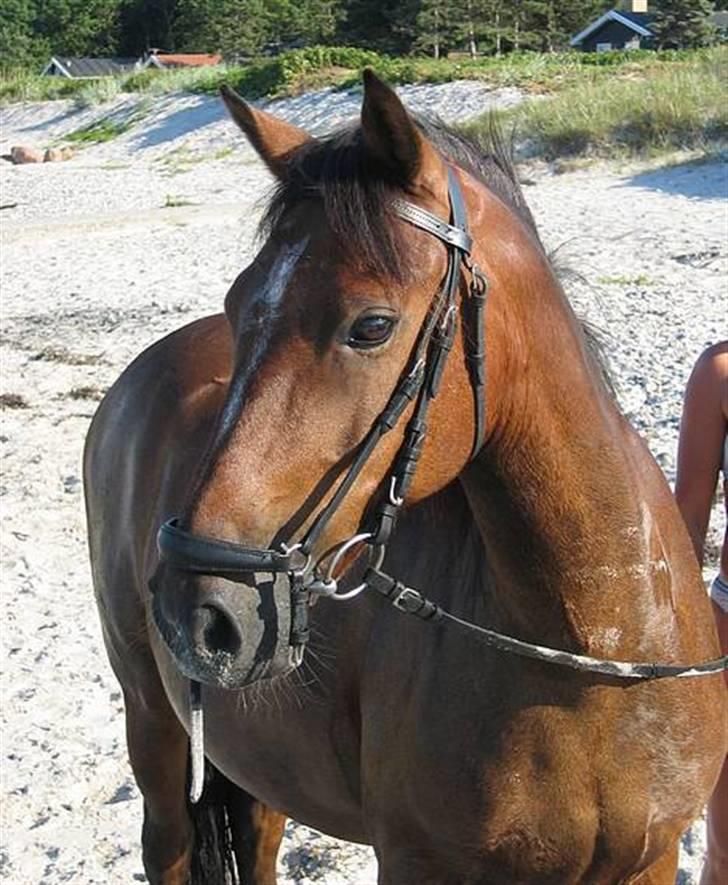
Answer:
[
  {"left": 713, "top": 10, "right": 728, "bottom": 38},
  {"left": 143, "top": 51, "right": 223, "bottom": 69},
  {"left": 570, "top": 0, "right": 654, "bottom": 51},
  {"left": 41, "top": 57, "right": 144, "bottom": 78},
  {"left": 41, "top": 51, "right": 223, "bottom": 79}
]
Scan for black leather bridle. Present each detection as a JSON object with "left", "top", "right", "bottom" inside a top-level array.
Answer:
[
  {"left": 158, "top": 166, "right": 487, "bottom": 665},
  {"left": 157, "top": 166, "right": 727, "bottom": 682}
]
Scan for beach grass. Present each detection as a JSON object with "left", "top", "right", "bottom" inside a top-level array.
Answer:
[
  {"left": 467, "top": 51, "right": 728, "bottom": 159},
  {"left": 64, "top": 117, "right": 134, "bottom": 144},
  {"left": 3, "top": 46, "right": 726, "bottom": 161},
  {"left": 1, "top": 46, "right": 721, "bottom": 106}
]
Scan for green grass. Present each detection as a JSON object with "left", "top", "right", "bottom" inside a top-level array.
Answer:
[
  {"left": 1, "top": 46, "right": 721, "bottom": 107},
  {"left": 470, "top": 49, "right": 728, "bottom": 159},
  {"left": 73, "top": 77, "right": 121, "bottom": 108},
  {"left": 0, "top": 67, "right": 89, "bottom": 103},
  {"left": 4, "top": 45, "right": 726, "bottom": 162},
  {"left": 62, "top": 102, "right": 148, "bottom": 145},
  {"left": 163, "top": 194, "right": 196, "bottom": 207},
  {"left": 598, "top": 274, "right": 655, "bottom": 286},
  {"left": 160, "top": 145, "right": 235, "bottom": 173},
  {"left": 64, "top": 117, "right": 133, "bottom": 144}
]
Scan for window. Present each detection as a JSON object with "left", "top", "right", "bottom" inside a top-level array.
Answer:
[{"left": 596, "top": 42, "right": 612, "bottom": 51}]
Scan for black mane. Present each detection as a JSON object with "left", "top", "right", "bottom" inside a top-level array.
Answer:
[{"left": 261, "top": 116, "right": 540, "bottom": 283}]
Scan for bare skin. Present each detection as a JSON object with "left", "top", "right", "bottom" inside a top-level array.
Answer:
[{"left": 675, "top": 341, "right": 728, "bottom": 885}]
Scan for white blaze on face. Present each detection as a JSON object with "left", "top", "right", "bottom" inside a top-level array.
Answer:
[
  {"left": 244, "top": 237, "right": 310, "bottom": 335},
  {"left": 216, "top": 237, "right": 309, "bottom": 444}
]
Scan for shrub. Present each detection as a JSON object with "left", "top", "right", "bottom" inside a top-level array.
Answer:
[
  {"left": 469, "top": 50, "right": 728, "bottom": 159},
  {"left": 1, "top": 45, "right": 725, "bottom": 110},
  {"left": 73, "top": 77, "right": 121, "bottom": 108}
]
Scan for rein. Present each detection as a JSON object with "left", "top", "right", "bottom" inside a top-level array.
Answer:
[{"left": 156, "top": 165, "right": 727, "bottom": 684}]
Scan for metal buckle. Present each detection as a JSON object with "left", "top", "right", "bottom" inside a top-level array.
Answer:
[
  {"left": 280, "top": 541, "right": 312, "bottom": 576},
  {"left": 306, "top": 577, "right": 338, "bottom": 598},
  {"left": 392, "top": 586, "right": 423, "bottom": 612},
  {"left": 469, "top": 264, "right": 488, "bottom": 300},
  {"left": 439, "top": 302, "right": 457, "bottom": 336}
]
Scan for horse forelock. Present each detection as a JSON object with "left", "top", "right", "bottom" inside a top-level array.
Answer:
[
  {"left": 257, "top": 114, "right": 613, "bottom": 397},
  {"left": 258, "top": 116, "right": 541, "bottom": 283}
]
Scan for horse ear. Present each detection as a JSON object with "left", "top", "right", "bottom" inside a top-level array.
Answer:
[
  {"left": 220, "top": 84, "right": 312, "bottom": 178},
  {"left": 360, "top": 69, "right": 442, "bottom": 192}
]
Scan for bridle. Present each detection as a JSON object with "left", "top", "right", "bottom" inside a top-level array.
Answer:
[
  {"left": 157, "top": 165, "right": 727, "bottom": 684},
  {"left": 158, "top": 166, "right": 485, "bottom": 659}
]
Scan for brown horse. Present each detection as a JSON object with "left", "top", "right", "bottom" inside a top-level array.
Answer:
[{"left": 84, "top": 72, "right": 726, "bottom": 885}]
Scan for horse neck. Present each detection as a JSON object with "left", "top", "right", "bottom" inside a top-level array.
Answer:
[{"left": 459, "top": 239, "right": 673, "bottom": 652}]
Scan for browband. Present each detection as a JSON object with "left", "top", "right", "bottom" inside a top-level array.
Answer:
[{"left": 392, "top": 198, "right": 473, "bottom": 254}]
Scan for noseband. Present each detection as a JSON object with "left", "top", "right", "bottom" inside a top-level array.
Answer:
[{"left": 157, "top": 166, "right": 727, "bottom": 683}]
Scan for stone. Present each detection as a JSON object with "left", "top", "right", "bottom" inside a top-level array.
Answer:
[
  {"left": 43, "top": 147, "right": 75, "bottom": 162},
  {"left": 10, "top": 146, "right": 43, "bottom": 164}
]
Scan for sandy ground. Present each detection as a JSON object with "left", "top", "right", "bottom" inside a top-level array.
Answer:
[{"left": 1, "top": 82, "right": 726, "bottom": 884}]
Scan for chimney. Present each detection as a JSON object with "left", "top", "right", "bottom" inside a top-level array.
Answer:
[{"left": 631, "top": 0, "right": 648, "bottom": 12}]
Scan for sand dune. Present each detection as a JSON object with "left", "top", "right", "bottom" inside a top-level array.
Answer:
[{"left": 1, "top": 83, "right": 725, "bottom": 883}]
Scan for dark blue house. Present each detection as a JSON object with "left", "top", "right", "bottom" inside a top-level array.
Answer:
[{"left": 571, "top": 2, "right": 654, "bottom": 51}]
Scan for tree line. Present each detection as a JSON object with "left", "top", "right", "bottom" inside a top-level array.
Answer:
[{"left": 0, "top": 0, "right": 720, "bottom": 69}]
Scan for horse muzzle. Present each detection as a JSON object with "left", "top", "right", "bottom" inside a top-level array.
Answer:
[{"left": 149, "top": 564, "right": 293, "bottom": 689}]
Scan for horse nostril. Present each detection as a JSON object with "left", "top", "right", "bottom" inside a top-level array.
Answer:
[{"left": 189, "top": 602, "right": 242, "bottom": 656}]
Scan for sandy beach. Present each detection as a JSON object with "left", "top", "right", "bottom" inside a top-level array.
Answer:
[{"left": 1, "top": 81, "right": 726, "bottom": 883}]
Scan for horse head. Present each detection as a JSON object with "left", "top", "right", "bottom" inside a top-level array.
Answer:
[{"left": 149, "top": 72, "right": 539, "bottom": 690}]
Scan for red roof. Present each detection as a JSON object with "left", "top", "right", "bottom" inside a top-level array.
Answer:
[{"left": 153, "top": 53, "right": 222, "bottom": 68}]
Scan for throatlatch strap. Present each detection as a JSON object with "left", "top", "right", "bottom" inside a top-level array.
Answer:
[{"left": 464, "top": 267, "right": 488, "bottom": 458}]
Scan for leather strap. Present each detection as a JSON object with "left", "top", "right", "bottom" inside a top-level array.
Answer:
[
  {"left": 158, "top": 518, "right": 296, "bottom": 577},
  {"left": 364, "top": 567, "right": 728, "bottom": 681},
  {"left": 392, "top": 198, "right": 473, "bottom": 254},
  {"left": 155, "top": 166, "right": 488, "bottom": 657}
]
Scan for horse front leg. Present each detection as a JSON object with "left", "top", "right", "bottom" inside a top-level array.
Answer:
[
  {"left": 630, "top": 840, "right": 679, "bottom": 885},
  {"left": 125, "top": 687, "right": 193, "bottom": 885},
  {"left": 227, "top": 789, "right": 286, "bottom": 884}
]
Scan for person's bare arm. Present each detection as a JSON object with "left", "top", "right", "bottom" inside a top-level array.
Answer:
[{"left": 674, "top": 344, "right": 728, "bottom": 565}]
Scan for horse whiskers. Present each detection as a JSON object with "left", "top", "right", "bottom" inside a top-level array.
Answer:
[
  {"left": 228, "top": 641, "right": 334, "bottom": 717},
  {"left": 303, "top": 647, "right": 336, "bottom": 682}
]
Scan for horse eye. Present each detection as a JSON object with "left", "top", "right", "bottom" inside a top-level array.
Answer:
[{"left": 347, "top": 314, "right": 396, "bottom": 349}]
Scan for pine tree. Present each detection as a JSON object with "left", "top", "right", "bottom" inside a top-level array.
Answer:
[
  {"left": 415, "top": 0, "right": 457, "bottom": 58},
  {"left": 118, "top": 1, "right": 179, "bottom": 54},
  {"left": 173, "top": 0, "right": 269, "bottom": 57},
  {"left": 34, "top": 0, "right": 122, "bottom": 56},
  {"left": 265, "top": 0, "right": 341, "bottom": 47},
  {"left": 339, "top": 0, "right": 418, "bottom": 53},
  {"left": 0, "top": 0, "right": 48, "bottom": 67},
  {"left": 650, "top": 0, "right": 716, "bottom": 48}
]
